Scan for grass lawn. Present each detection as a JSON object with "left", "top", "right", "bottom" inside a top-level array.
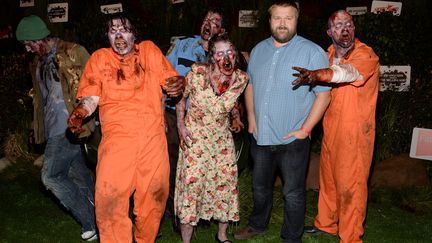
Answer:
[{"left": 1, "top": 161, "right": 431, "bottom": 243}]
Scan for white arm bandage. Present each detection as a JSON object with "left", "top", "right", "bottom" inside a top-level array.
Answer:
[
  {"left": 80, "top": 96, "right": 100, "bottom": 116},
  {"left": 330, "top": 63, "right": 363, "bottom": 83}
]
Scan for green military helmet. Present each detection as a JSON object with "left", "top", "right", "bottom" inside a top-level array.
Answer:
[{"left": 16, "top": 15, "right": 51, "bottom": 41}]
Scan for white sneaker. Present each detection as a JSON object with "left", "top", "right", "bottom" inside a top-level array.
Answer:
[{"left": 81, "top": 230, "right": 98, "bottom": 241}]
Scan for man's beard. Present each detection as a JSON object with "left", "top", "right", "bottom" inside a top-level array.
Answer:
[{"left": 271, "top": 27, "right": 295, "bottom": 44}]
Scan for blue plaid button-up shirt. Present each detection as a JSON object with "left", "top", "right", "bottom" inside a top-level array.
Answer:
[{"left": 248, "top": 35, "right": 330, "bottom": 145}]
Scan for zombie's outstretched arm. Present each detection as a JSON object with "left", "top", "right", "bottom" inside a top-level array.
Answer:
[
  {"left": 67, "top": 96, "right": 99, "bottom": 134},
  {"left": 292, "top": 64, "right": 362, "bottom": 87},
  {"left": 292, "top": 67, "right": 333, "bottom": 87}
]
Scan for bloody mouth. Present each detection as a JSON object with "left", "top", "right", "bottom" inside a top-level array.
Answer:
[{"left": 115, "top": 38, "right": 127, "bottom": 49}]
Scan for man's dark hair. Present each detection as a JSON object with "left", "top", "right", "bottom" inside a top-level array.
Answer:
[
  {"left": 206, "top": 6, "right": 229, "bottom": 32},
  {"left": 268, "top": 0, "right": 299, "bottom": 17}
]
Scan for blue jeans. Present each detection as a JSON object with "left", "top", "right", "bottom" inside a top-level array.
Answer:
[
  {"left": 248, "top": 136, "right": 310, "bottom": 243},
  {"left": 41, "top": 133, "right": 96, "bottom": 232}
]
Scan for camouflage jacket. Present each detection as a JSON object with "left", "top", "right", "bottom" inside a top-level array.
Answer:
[{"left": 30, "top": 39, "right": 94, "bottom": 144}]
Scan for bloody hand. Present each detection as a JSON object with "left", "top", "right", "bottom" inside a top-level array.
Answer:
[
  {"left": 292, "top": 67, "right": 333, "bottom": 87},
  {"left": 178, "top": 123, "right": 194, "bottom": 150},
  {"left": 229, "top": 115, "right": 244, "bottom": 133},
  {"left": 67, "top": 104, "right": 88, "bottom": 134},
  {"left": 165, "top": 75, "right": 185, "bottom": 97}
]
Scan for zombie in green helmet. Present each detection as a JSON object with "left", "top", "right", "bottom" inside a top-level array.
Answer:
[{"left": 16, "top": 15, "right": 97, "bottom": 241}]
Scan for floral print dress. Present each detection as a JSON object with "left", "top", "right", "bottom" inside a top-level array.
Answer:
[{"left": 175, "top": 63, "right": 248, "bottom": 225}]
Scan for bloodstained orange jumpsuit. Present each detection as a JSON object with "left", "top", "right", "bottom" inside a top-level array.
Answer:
[
  {"left": 314, "top": 39, "right": 379, "bottom": 243},
  {"left": 77, "top": 41, "right": 178, "bottom": 243}
]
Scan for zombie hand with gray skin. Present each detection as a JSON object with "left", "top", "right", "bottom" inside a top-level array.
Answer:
[{"left": 165, "top": 75, "right": 185, "bottom": 97}]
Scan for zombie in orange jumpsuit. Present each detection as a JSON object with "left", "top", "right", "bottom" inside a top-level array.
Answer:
[
  {"left": 68, "top": 15, "right": 184, "bottom": 243},
  {"left": 292, "top": 10, "right": 379, "bottom": 243}
]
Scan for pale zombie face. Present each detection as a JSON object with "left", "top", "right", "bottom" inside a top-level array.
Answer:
[
  {"left": 270, "top": 6, "right": 298, "bottom": 45},
  {"left": 108, "top": 18, "right": 136, "bottom": 56},
  {"left": 328, "top": 12, "right": 355, "bottom": 49},
  {"left": 213, "top": 41, "right": 236, "bottom": 76},
  {"left": 200, "top": 12, "right": 224, "bottom": 41},
  {"left": 22, "top": 40, "right": 46, "bottom": 56}
]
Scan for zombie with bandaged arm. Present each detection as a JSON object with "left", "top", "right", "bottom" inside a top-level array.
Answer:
[
  {"left": 67, "top": 14, "right": 184, "bottom": 243},
  {"left": 293, "top": 10, "right": 380, "bottom": 243}
]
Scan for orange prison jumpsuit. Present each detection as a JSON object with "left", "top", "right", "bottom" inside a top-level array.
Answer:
[
  {"left": 77, "top": 41, "right": 178, "bottom": 243},
  {"left": 314, "top": 39, "right": 379, "bottom": 243}
]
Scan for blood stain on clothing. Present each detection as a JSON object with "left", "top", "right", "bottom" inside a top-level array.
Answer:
[
  {"left": 134, "top": 60, "right": 140, "bottom": 76},
  {"left": 88, "top": 77, "right": 96, "bottom": 85},
  {"left": 153, "top": 186, "right": 166, "bottom": 204},
  {"left": 362, "top": 122, "right": 372, "bottom": 135},
  {"left": 340, "top": 190, "right": 353, "bottom": 213},
  {"left": 97, "top": 182, "right": 119, "bottom": 220},
  {"left": 117, "top": 69, "right": 125, "bottom": 84}
]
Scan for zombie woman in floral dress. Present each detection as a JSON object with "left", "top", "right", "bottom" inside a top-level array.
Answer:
[{"left": 175, "top": 33, "right": 248, "bottom": 243}]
